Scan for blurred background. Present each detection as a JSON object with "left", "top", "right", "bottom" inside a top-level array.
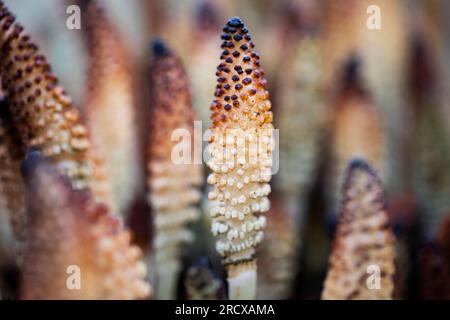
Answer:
[{"left": 1, "top": 0, "right": 450, "bottom": 299}]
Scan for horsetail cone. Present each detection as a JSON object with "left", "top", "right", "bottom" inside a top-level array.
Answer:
[
  {"left": 0, "top": 1, "right": 91, "bottom": 190},
  {"left": 275, "top": 32, "right": 326, "bottom": 227},
  {"left": 322, "top": 159, "right": 395, "bottom": 300},
  {"left": 82, "top": 1, "right": 140, "bottom": 214},
  {"left": 277, "top": 34, "right": 326, "bottom": 199},
  {"left": 327, "top": 57, "right": 385, "bottom": 215},
  {"left": 20, "top": 152, "right": 152, "bottom": 300},
  {"left": 147, "top": 40, "right": 203, "bottom": 299},
  {"left": 409, "top": 37, "right": 450, "bottom": 237},
  {"left": 207, "top": 17, "right": 274, "bottom": 299}
]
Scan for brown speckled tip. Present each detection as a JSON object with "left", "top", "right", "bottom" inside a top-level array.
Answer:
[
  {"left": 210, "top": 16, "right": 272, "bottom": 129},
  {"left": 207, "top": 17, "right": 273, "bottom": 267},
  {"left": 322, "top": 158, "right": 395, "bottom": 300},
  {"left": 339, "top": 54, "right": 367, "bottom": 96},
  {"left": 152, "top": 38, "right": 171, "bottom": 57},
  {"left": 341, "top": 158, "right": 386, "bottom": 209},
  {"left": 20, "top": 152, "right": 151, "bottom": 300},
  {"left": 147, "top": 39, "right": 202, "bottom": 298},
  {"left": 148, "top": 39, "right": 197, "bottom": 161},
  {"left": 0, "top": 97, "right": 26, "bottom": 240},
  {"left": 82, "top": 0, "right": 129, "bottom": 75},
  {"left": 147, "top": 38, "right": 201, "bottom": 206},
  {"left": 0, "top": 1, "right": 91, "bottom": 190}
]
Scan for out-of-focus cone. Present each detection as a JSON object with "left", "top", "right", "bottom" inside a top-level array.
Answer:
[
  {"left": 322, "top": 159, "right": 395, "bottom": 300},
  {"left": 20, "top": 151, "right": 151, "bottom": 300},
  {"left": 357, "top": 0, "right": 409, "bottom": 195},
  {"left": 0, "top": 1, "right": 91, "bottom": 190},
  {"left": 271, "top": 2, "right": 326, "bottom": 295},
  {"left": 82, "top": 1, "right": 141, "bottom": 215},
  {"left": 257, "top": 193, "right": 297, "bottom": 299},
  {"left": 322, "top": 0, "right": 363, "bottom": 89},
  {"left": 326, "top": 56, "right": 385, "bottom": 216},
  {"left": 408, "top": 36, "right": 450, "bottom": 237},
  {"left": 147, "top": 40, "right": 203, "bottom": 299},
  {"left": 186, "top": 1, "right": 222, "bottom": 128},
  {"left": 276, "top": 31, "right": 326, "bottom": 220}
]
